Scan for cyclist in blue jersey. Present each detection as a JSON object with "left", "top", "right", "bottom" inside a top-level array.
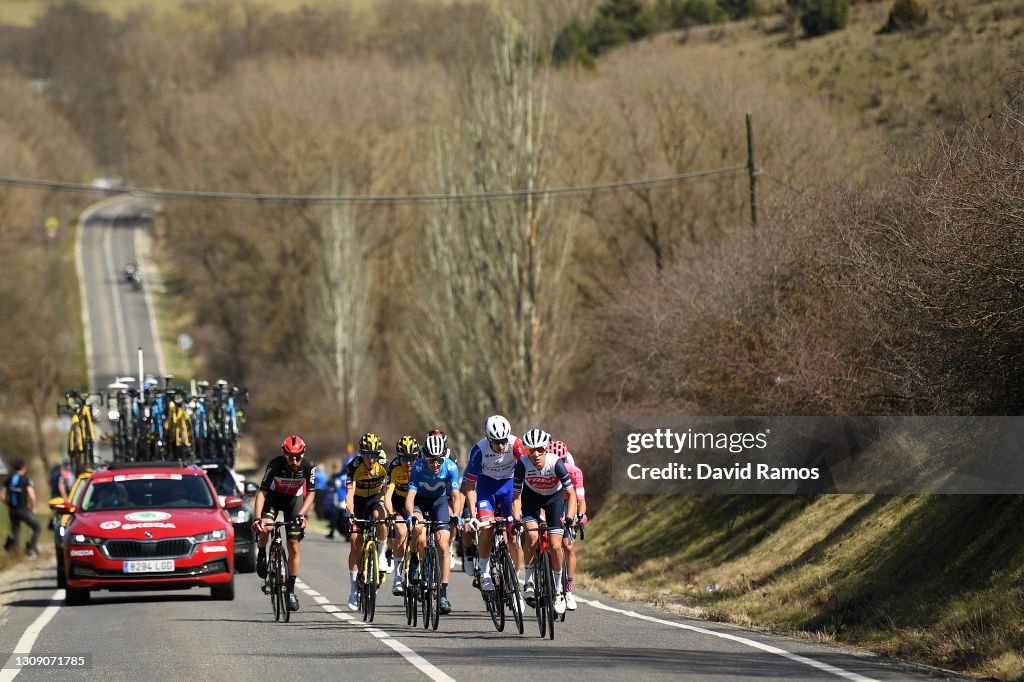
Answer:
[
  {"left": 464, "top": 415, "right": 527, "bottom": 592},
  {"left": 405, "top": 434, "right": 462, "bottom": 615}
]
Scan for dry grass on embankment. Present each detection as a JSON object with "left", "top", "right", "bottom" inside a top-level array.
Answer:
[{"left": 577, "top": 494, "right": 1024, "bottom": 680}]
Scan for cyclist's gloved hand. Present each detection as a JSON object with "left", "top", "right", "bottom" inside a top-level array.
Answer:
[
  {"left": 466, "top": 517, "right": 480, "bottom": 532},
  {"left": 294, "top": 514, "right": 307, "bottom": 529},
  {"left": 386, "top": 513, "right": 396, "bottom": 524},
  {"left": 579, "top": 513, "right": 588, "bottom": 525},
  {"left": 453, "top": 516, "right": 464, "bottom": 529},
  {"left": 252, "top": 519, "right": 264, "bottom": 534}
]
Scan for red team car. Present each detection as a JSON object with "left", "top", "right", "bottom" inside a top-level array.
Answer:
[{"left": 56, "top": 463, "right": 242, "bottom": 604}]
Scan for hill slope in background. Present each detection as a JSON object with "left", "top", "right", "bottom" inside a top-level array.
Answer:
[{"left": 575, "top": 3, "right": 1024, "bottom": 681}]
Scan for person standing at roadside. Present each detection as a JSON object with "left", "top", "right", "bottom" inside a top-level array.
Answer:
[{"left": 2, "top": 460, "right": 41, "bottom": 558}]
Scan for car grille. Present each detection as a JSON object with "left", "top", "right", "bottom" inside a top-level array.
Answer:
[{"left": 104, "top": 539, "right": 194, "bottom": 559}]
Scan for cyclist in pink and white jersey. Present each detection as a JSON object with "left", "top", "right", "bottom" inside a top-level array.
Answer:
[{"left": 550, "top": 440, "right": 587, "bottom": 611}]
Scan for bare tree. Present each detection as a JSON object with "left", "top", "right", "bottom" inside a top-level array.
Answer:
[
  {"left": 399, "top": 28, "right": 577, "bottom": 447},
  {"left": 307, "top": 173, "right": 375, "bottom": 436}
]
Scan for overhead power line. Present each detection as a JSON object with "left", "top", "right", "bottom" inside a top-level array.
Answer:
[{"left": 0, "top": 164, "right": 749, "bottom": 205}]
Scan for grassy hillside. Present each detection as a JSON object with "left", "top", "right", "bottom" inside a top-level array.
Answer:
[{"left": 579, "top": 494, "right": 1024, "bottom": 679}]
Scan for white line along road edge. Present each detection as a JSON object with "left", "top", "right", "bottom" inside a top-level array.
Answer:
[
  {"left": 0, "top": 589, "right": 65, "bottom": 682},
  {"left": 297, "top": 580, "right": 456, "bottom": 682},
  {"left": 576, "top": 597, "right": 880, "bottom": 682}
]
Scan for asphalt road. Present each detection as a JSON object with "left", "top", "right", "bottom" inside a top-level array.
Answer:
[
  {"left": 0, "top": 535, "right": 967, "bottom": 682},
  {"left": 77, "top": 195, "right": 164, "bottom": 394}
]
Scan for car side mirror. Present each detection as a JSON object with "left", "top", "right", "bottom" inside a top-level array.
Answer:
[
  {"left": 223, "top": 496, "right": 244, "bottom": 509},
  {"left": 52, "top": 501, "right": 75, "bottom": 514},
  {"left": 243, "top": 481, "right": 259, "bottom": 496}
]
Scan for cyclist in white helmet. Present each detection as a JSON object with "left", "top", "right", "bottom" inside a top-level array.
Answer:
[
  {"left": 513, "top": 428, "right": 577, "bottom": 616},
  {"left": 463, "top": 414, "right": 527, "bottom": 593}
]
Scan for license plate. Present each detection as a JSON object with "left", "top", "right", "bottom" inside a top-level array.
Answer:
[{"left": 123, "top": 559, "right": 174, "bottom": 573}]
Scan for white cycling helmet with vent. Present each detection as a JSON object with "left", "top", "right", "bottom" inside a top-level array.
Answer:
[
  {"left": 422, "top": 434, "right": 447, "bottom": 459},
  {"left": 521, "top": 428, "right": 551, "bottom": 451},
  {"left": 484, "top": 415, "right": 512, "bottom": 441}
]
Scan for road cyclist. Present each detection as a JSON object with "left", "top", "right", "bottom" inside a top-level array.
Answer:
[
  {"left": 464, "top": 415, "right": 527, "bottom": 594},
  {"left": 345, "top": 433, "right": 390, "bottom": 611},
  {"left": 550, "top": 439, "right": 587, "bottom": 611},
  {"left": 384, "top": 435, "right": 419, "bottom": 596},
  {"left": 405, "top": 434, "right": 462, "bottom": 616},
  {"left": 512, "top": 428, "right": 578, "bottom": 617},
  {"left": 253, "top": 435, "right": 317, "bottom": 612}
]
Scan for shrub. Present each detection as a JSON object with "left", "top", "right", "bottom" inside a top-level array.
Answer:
[
  {"left": 878, "top": 0, "right": 928, "bottom": 33},
  {"left": 800, "top": 0, "right": 850, "bottom": 36},
  {"left": 718, "top": 0, "right": 761, "bottom": 20}
]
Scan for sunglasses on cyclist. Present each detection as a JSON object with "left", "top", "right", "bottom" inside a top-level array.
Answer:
[
  {"left": 426, "top": 456, "right": 445, "bottom": 466},
  {"left": 400, "top": 455, "right": 417, "bottom": 463},
  {"left": 527, "top": 446, "right": 547, "bottom": 455},
  {"left": 488, "top": 438, "right": 509, "bottom": 448},
  {"left": 286, "top": 454, "right": 303, "bottom": 462}
]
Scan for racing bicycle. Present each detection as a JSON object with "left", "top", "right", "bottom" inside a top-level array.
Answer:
[
  {"left": 352, "top": 517, "right": 388, "bottom": 623},
  {"left": 525, "top": 521, "right": 558, "bottom": 639},
  {"left": 407, "top": 518, "right": 447, "bottom": 631},
  {"left": 261, "top": 521, "right": 291, "bottom": 622},
  {"left": 476, "top": 517, "right": 524, "bottom": 634}
]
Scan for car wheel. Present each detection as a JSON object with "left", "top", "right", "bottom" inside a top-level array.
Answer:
[
  {"left": 65, "top": 587, "right": 90, "bottom": 606},
  {"left": 57, "top": 563, "right": 67, "bottom": 590},
  {"left": 211, "top": 576, "right": 235, "bottom": 601}
]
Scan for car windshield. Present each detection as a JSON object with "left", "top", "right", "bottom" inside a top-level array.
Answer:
[
  {"left": 202, "top": 466, "right": 240, "bottom": 497},
  {"left": 81, "top": 476, "right": 215, "bottom": 511}
]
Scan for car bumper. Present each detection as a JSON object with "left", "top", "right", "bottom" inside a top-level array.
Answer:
[{"left": 67, "top": 557, "right": 232, "bottom": 590}]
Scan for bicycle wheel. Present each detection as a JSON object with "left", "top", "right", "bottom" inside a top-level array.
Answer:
[
  {"left": 426, "top": 545, "right": 441, "bottom": 631},
  {"left": 363, "top": 541, "right": 378, "bottom": 623},
  {"left": 420, "top": 552, "right": 432, "bottom": 631},
  {"left": 541, "top": 551, "right": 555, "bottom": 640},
  {"left": 559, "top": 563, "right": 568, "bottom": 622},
  {"left": 486, "top": 555, "right": 505, "bottom": 632},
  {"left": 278, "top": 542, "right": 291, "bottom": 623},
  {"left": 269, "top": 546, "right": 282, "bottom": 622},
  {"left": 499, "top": 546, "right": 524, "bottom": 635}
]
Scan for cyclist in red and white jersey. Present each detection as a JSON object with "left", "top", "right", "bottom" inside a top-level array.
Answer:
[
  {"left": 253, "top": 435, "right": 317, "bottom": 612},
  {"left": 512, "top": 428, "right": 577, "bottom": 615}
]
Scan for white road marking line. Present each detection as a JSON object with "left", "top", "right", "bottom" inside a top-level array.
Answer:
[
  {"left": 0, "top": 589, "right": 65, "bottom": 682},
  {"left": 577, "top": 598, "right": 878, "bottom": 682},
  {"left": 317, "top": 595, "right": 455, "bottom": 681},
  {"left": 313, "top": 596, "right": 330, "bottom": 604}
]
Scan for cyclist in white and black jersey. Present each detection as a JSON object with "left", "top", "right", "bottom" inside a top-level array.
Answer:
[
  {"left": 512, "top": 428, "right": 577, "bottom": 616},
  {"left": 253, "top": 435, "right": 317, "bottom": 612}
]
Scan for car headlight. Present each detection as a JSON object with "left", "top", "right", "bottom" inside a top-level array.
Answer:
[
  {"left": 71, "top": 534, "right": 104, "bottom": 545},
  {"left": 193, "top": 529, "right": 227, "bottom": 543},
  {"left": 233, "top": 508, "right": 251, "bottom": 524}
]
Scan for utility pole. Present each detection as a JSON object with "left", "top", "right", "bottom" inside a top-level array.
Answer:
[{"left": 746, "top": 112, "right": 759, "bottom": 231}]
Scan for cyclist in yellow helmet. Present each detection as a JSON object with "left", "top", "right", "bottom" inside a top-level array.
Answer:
[{"left": 345, "top": 432, "right": 388, "bottom": 611}]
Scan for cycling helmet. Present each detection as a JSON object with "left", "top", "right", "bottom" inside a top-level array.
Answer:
[
  {"left": 426, "top": 428, "right": 448, "bottom": 443},
  {"left": 521, "top": 428, "right": 551, "bottom": 451},
  {"left": 549, "top": 440, "right": 568, "bottom": 460},
  {"left": 359, "top": 432, "right": 383, "bottom": 455},
  {"left": 484, "top": 415, "right": 512, "bottom": 441},
  {"left": 282, "top": 434, "right": 306, "bottom": 457},
  {"left": 396, "top": 435, "right": 419, "bottom": 457},
  {"left": 422, "top": 434, "right": 447, "bottom": 459}
]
